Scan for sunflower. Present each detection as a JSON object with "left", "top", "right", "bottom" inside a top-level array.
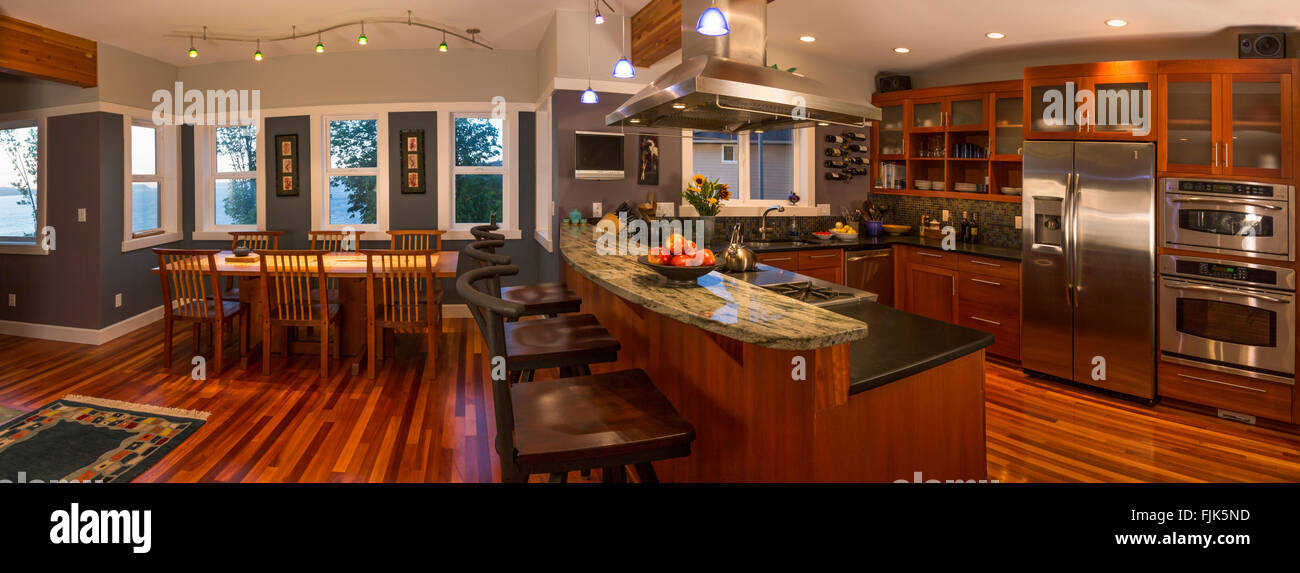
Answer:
[
  {"left": 692, "top": 174, "right": 707, "bottom": 187},
  {"left": 719, "top": 188, "right": 731, "bottom": 200},
  {"left": 707, "top": 197, "right": 718, "bottom": 204}
]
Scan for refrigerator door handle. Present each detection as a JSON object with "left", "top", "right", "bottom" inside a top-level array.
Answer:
[{"left": 1071, "top": 173, "right": 1083, "bottom": 307}]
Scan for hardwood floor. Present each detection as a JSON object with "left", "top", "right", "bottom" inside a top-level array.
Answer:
[{"left": 1, "top": 319, "right": 1298, "bottom": 482}]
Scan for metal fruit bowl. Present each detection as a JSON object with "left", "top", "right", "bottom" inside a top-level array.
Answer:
[{"left": 636, "top": 256, "right": 717, "bottom": 287}]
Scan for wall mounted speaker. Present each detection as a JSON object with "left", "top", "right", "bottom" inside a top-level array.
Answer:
[
  {"left": 1239, "top": 33, "right": 1287, "bottom": 59},
  {"left": 877, "top": 75, "right": 912, "bottom": 93}
]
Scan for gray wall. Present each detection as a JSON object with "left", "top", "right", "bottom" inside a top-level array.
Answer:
[
  {"left": 387, "top": 112, "right": 438, "bottom": 231},
  {"left": 263, "top": 116, "right": 313, "bottom": 249}
]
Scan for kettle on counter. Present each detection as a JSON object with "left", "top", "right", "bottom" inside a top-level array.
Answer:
[{"left": 722, "top": 223, "right": 757, "bottom": 272}]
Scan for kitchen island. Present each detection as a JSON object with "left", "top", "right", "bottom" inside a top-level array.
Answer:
[{"left": 559, "top": 224, "right": 992, "bottom": 482}]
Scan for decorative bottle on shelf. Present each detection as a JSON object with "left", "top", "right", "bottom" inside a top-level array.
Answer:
[
  {"left": 825, "top": 134, "right": 847, "bottom": 144},
  {"left": 824, "top": 147, "right": 844, "bottom": 157},
  {"left": 845, "top": 156, "right": 866, "bottom": 165},
  {"left": 825, "top": 159, "right": 846, "bottom": 169},
  {"left": 845, "top": 131, "right": 868, "bottom": 141},
  {"left": 846, "top": 144, "right": 870, "bottom": 153},
  {"left": 825, "top": 172, "right": 851, "bottom": 182}
]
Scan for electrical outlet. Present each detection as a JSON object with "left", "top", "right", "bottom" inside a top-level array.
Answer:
[
  {"left": 77, "top": 208, "right": 86, "bottom": 222},
  {"left": 941, "top": 209, "right": 950, "bottom": 222},
  {"left": 114, "top": 293, "right": 122, "bottom": 308},
  {"left": 655, "top": 202, "right": 675, "bottom": 217},
  {"left": 1014, "top": 215, "right": 1023, "bottom": 229},
  {"left": 7, "top": 294, "right": 14, "bottom": 307},
  {"left": 592, "top": 203, "right": 602, "bottom": 218}
]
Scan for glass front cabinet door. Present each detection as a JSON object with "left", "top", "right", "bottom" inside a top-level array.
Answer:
[
  {"left": 1225, "top": 74, "right": 1289, "bottom": 179},
  {"left": 1161, "top": 74, "right": 1219, "bottom": 174}
]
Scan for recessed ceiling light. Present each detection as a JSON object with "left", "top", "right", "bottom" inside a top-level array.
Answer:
[
  {"left": 1106, "top": 18, "right": 1127, "bottom": 27},
  {"left": 629, "top": 118, "right": 641, "bottom": 123},
  {"left": 985, "top": 32, "right": 1005, "bottom": 39},
  {"left": 672, "top": 103, "right": 687, "bottom": 110},
  {"left": 799, "top": 35, "right": 815, "bottom": 43},
  {"left": 893, "top": 47, "right": 910, "bottom": 54},
  {"left": 816, "top": 122, "right": 829, "bottom": 126}
]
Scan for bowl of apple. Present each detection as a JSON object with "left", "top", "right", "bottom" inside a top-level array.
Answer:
[{"left": 637, "top": 234, "right": 718, "bottom": 287}]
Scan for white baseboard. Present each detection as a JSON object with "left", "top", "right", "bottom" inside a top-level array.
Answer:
[
  {"left": 0, "top": 306, "right": 163, "bottom": 346},
  {"left": 443, "top": 304, "right": 471, "bottom": 319}
]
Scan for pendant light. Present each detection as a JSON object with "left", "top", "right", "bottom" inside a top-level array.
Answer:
[
  {"left": 253, "top": 39, "right": 263, "bottom": 61},
  {"left": 696, "top": 1, "right": 729, "bottom": 36},
  {"left": 612, "top": 9, "right": 634, "bottom": 79},
  {"left": 438, "top": 29, "right": 449, "bottom": 52},
  {"left": 315, "top": 31, "right": 325, "bottom": 53},
  {"left": 581, "top": 2, "right": 598, "bottom": 104},
  {"left": 187, "top": 35, "right": 198, "bottom": 58},
  {"left": 357, "top": 21, "right": 368, "bottom": 45}
]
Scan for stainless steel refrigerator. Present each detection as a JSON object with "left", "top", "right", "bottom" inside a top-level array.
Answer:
[{"left": 1021, "top": 141, "right": 1157, "bottom": 401}]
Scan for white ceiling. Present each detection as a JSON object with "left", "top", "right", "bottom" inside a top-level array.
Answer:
[
  {"left": 0, "top": 0, "right": 650, "bottom": 66},
  {"left": 2, "top": 0, "right": 1298, "bottom": 70}
]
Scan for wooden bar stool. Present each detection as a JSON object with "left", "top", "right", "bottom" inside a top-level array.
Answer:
[
  {"left": 388, "top": 229, "right": 445, "bottom": 251},
  {"left": 257, "top": 250, "right": 341, "bottom": 377},
  {"left": 468, "top": 224, "right": 582, "bottom": 319},
  {"left": 461, "top": 242, "right": 619, "bottom": 383},
  {"left": 154, "top": 248, "right": 248, "bottom": 376},
  {"left": 361, "top": 249, "right": 440, "bottom": 380},
  {"left": 458, "top": 263, "right": 695, "bottom": 483}
]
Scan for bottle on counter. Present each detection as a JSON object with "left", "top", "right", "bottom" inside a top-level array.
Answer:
[
  {"left": 969, "top": 213, "right": 980, "bottom": 244},
  {"left": 959, "top": 211, "right": 970, "bottom": 242}
]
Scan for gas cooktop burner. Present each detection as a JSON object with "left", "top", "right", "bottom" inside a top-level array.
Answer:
[{"left": 763, "top": 281, "right": 856, "bottom": 303}]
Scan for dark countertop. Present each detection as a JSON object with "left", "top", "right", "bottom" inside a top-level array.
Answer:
[
  {"left": 742, "top": 233, "right": 1022, "bottom": 261},
  {"left": 719, "top": 264, "right": 995, "bottom": 395}
]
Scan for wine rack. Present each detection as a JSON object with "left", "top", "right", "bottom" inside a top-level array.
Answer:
[{"left": 823, "top": 129, "right": 870, "bottom": 183}]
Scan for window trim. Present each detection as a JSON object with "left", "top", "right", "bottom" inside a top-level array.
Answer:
[
  {"left": 0, "top": 117, "right": 46, "bottom": 255},
  {"left": 313, "top": 114, "right": 388, "bottom": 235},
  {"left": 720, "top": 143, "right": 738, "bottom": 164},
  {"left": 437, "top": 103, "right": 522, "bottom": 240},
  {"left": 680, "top": 127, "right": 818, "bottom": 216},
  {"left": 123, "top": 117, "right": 181, "bottom": 251},
  {"left": 450, "top": 111, "right": 508, "bottom": 230},
  {"left": 192, "top": 122, "right": 266, "bottom": 241}
]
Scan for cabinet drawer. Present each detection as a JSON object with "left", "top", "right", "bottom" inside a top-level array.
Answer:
[
  {"left": 1158, "top": 362, "right": 1293, "bottom": 422},
  {"left": 755, "top": 252, "right": 799, "bottom": 271},
  {"left": 907, "top": 247, "right": 957, "bottom": 269},
  {"left": 957, "top": 314, "right": 1020, "bottom": 361},
  {"left": 797, "top": 249, "right": 843, "bottom": 270},
  {"left": 958, "top": 255, "right": 1020, "bottom": 281},
  {"left": 800, "top": 266, "right": 841, "bottom": 284},
  {"left": 958, "top": 275, "right": 1020, "bottom": 322}
]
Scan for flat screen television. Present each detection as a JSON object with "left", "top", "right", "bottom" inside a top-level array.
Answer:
[{"left": 574, "top": 131, "right": 624, "bottom": 180}]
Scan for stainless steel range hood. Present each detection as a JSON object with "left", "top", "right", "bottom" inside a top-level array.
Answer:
[{"left": 606, "top": 0, "right": 880, "bottom": 133}]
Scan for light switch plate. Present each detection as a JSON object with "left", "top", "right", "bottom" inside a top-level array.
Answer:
[
  {"left": 592, "top": 203, "right": 602, "bottom": 217},
  {"left": 77, "top": 208, "right": 86, "bottom": 222},
  {"left": 7, "top": 294, "right": 14, "bottom": 307},
  {"left": 114, "top": 293, "right": 122, "bottom": 308},
  {"left": 942, "top": 209, "right": 950, "bottom": 222},
  {"left": 655, "top": 202, "right": 675, "bottom": 217},
  {"left": 1014, "top": 215, "right": 1023, "bottom": 229}
]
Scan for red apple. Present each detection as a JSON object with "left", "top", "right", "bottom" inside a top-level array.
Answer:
[
  {"left": 647, "top": 246, "right": 672, "bottom": 265},
  {"left": 670, "top": 255, "right": 695, "bottom": 267},
  {"left": 664, "top": 233, "right": 686, "bottom": 255},
  {"left": 696, "top": 249, "right": 716, "bottom": 266}
]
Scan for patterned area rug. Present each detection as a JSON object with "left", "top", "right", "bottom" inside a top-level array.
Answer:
[
  {"left": 0, "top": 407, "right": 19, "bottom": 426},
  {"left": 0, "top": 396, "right": 208, "bottom": 483}
]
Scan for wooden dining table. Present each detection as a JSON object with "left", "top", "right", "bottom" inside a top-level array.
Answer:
[{"left": 153, "top": 250, "right": 459, "bottom": 372}]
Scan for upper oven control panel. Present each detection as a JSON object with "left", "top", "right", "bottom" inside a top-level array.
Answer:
[{"left": 1165, "top": 178, "right": 1291, "bottom": 200}]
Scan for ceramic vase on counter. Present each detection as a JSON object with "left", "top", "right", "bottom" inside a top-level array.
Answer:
[{"left": 700, "top": 216, "right": 716, "bottom": 250}]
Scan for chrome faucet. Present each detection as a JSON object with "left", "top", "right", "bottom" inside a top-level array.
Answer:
[{"left": 756, "top": 205, "right": 785, "bottom": 241}]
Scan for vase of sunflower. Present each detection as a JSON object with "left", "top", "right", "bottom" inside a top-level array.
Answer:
[{"left": 683, "top": 174, "right": 730, "bottom": 248}]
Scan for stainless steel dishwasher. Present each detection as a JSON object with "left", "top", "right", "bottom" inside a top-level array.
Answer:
[{"left": 845, "top": 249, "right": 894, "bottom": 307}]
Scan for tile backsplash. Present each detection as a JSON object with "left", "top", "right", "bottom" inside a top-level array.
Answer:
[{"left": 868, "top": 194, "right": 1022, "bottom": 249}]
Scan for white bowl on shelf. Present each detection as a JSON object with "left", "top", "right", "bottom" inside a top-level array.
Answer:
[
  {"left": 932, "top": 182, "right": 946, "bottom": 191},
  {"left": 915, "top": 179, "right": 931, "bottom": 190}
]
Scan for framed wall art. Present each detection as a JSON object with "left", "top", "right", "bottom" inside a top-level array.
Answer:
[
  {"left": 399, "top": 129, "right": 426, "bottom": 194},
  {"left": 638, "top": 134, "right": 660, "bottom": 186},
  {"left": 275, "top": 134, "right": 299, "bottom": 196}
]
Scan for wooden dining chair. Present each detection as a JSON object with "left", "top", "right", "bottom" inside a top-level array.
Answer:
[
  {"left": 154, "top": 248, "right": 248, "bottom": 376},
  {"left": 257, "top": 250, "right": 341, "bottom": 377},
  {"left": 388, "top": 229, "right": 445, "bottom": 251},
  {"left": 308, "top": 230, "right": 355, "bottom": 252},
  {"left": 223, "top": 231, "right": 284, "bottom": 300},
  {"left": 458, "top": 263, "right": 695, "bottom": 483},
  {"left": 361, "top": 250, "right": 439, "bottom": 380}
]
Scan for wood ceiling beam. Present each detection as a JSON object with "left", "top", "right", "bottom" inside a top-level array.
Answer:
[
  {"left": 0, "top": 15, "right": 98, "bottom": 88},
  {"left": 630, "top": 0, "right": 774, "bottom": 68}
]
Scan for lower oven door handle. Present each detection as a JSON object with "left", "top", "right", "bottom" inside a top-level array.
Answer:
[
  {"left": 1163, "top": 280, "right": 1289, "bottom": 303},
  {"left": 1168, "top": 197, "right": 1284, "bottom": 210}
]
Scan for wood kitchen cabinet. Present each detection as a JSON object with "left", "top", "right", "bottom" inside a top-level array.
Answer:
[
  {"left": 898, "top": 246, "right": 1021, "bottom": 361},
  {"left": 756, "top": 249, "right": 843, "bottom": 284},
  {"left": 1022, "top": 61, "right": 1158, "bottom": 142},
  {"left": 1158, "top": 59, "right": 1295, "bottom": 179}
]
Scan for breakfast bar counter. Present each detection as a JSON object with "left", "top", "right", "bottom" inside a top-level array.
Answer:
[{"left": 558, "top": 225, "right": 989, "bottom": 482}]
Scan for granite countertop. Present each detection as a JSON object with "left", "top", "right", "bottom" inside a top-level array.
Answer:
[
  {"left": 743, "top": 234, "right": 1022, "bottom": 261},
  {"left": 558, "top": 225, "right": 869, "bottom": 351}
]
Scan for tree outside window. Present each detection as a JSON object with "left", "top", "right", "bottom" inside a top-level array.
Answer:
[
  {"left": 328, "top": 119, "right": 378, "bottom": 225},
  {"left": 0, "top": 124, "right": 39, "bottom": 240},
  {"left": 453, "top": 115, "right": 504, "bottom": 226},
  {"left": 214, "top": 125, "right": 257, "bottom": 226}
]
